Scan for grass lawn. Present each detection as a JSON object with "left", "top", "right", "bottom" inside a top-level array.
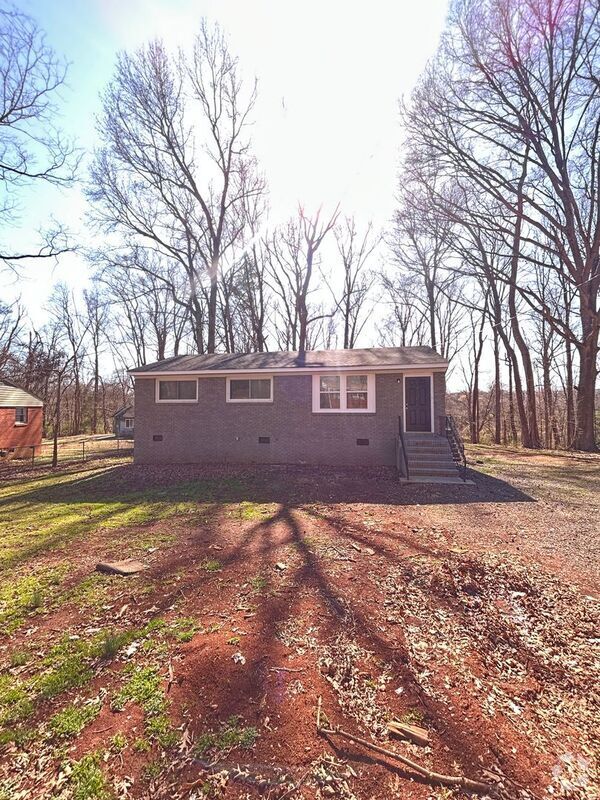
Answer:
[{"left": 0, "top": 450, "right": 598, "bottom": 799}]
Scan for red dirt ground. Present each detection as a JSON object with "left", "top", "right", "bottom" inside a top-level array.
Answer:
[{"left": 1, "top": 450, "right": 599, "bottom": 800}]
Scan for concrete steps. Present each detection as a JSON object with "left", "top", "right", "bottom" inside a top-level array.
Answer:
[
  {"left": 410, "top": 461, "right": 456, "bottom": 472},
  {"left": 403, "top": 434, "right": 461, "bottom": 483},
  {"left": 410, "top": 467, "right": 460, "bottom": 478}
]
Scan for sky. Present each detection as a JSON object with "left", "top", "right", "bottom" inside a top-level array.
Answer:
[{"left": 5, "top": 0, "right": 450, "bottom": 351}]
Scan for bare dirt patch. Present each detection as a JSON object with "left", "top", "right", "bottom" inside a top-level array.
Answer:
[{"left": 0, "top": 453, "right": 598, "bottom": 799}]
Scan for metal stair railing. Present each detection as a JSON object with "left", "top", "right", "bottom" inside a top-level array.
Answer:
[
  {"left": 396, "top": 416, "right": 410, "bottom": 481},
  {"left": 444, "top": 415, "right": 467, "bottom": 481}
]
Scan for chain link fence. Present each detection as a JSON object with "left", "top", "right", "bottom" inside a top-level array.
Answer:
[{"left": 0, "top": 435, "right": 134, "bottom": 470}]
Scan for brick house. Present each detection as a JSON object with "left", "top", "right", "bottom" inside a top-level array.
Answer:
[
  {"left": 0, "top": 380, "right": 44, "bottom": 457},
  {"left": 129, "top": 347, "right": 460, "bottom": 479}
]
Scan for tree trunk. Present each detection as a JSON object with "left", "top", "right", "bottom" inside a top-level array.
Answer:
[
  {"left": 191, "top": 297, "right": 205, "bottom": 354},
  {"left": 507, "top": 355, "right": 519, "bottom": 444},
  {"left": 551, "top": 392, "right": 561, "bottom": 449},
  {"left": 565, "top": 338, "right": 575, "bottom": 448},
  {"left": 343, "top": 294, "right": 351, "bottom": 349},
  {"left": 298, "top": 303, "right": 308, "bottom": 353},
  {"left": 427, "top": 278, "right": 436, "bottom": 350},
  {"left": 541, "top": 322, "right": 552, "bottom": 449},
  {"left": 92, "top": 345, "right": 99, "bottom": 434},
  {"left": 563, "top": 285, "right": 576, "bottom": 447},
  {"left": 156, "top": 330, "right": 166, "bottom": 361},
  {"left": 207, "top": 270, "right": 218, "bottom": 353},
  {"left": 73, "top": 371, "right": 81, "bottom": 436},
  {"left": 508, "top": 148, "right": 541, "bottom": 449},
  {"left": 491, "top": 315, "right": 530, "bottom": 447},
  {"left": 471, "top": 376, "right": 479, "bottom": 444},
  {"left": 52, "top": 373, "right": 62, "bottom": 468},
  {"left": 493, "top": 325, "right": 501, "bottom": 444},
  {"left": 574, "top": 322, "right": 599, "bottom": 451},
  {"left": 465, "top": 388, "right": 473, "bottom": 442},
  {"left": 101, "top": 379, "right": 108, "bottom": 434},
  {"left": 470, "top": 310, "right": 486, "bottom": 444}
]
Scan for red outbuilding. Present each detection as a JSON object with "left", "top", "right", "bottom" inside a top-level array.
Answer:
[{"left": 0, "top": 380, "right": 44, "bottom": 457}]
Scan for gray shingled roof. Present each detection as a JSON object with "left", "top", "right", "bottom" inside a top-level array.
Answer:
[
  {"left": 0, "top": 380, "right": 43, "bottom": 407},
  {"left": 113, "top": 405, "right": 134, "bottom": 418},
  {"left": 129, "top": 346, "right": 447, "bottom": 374}
]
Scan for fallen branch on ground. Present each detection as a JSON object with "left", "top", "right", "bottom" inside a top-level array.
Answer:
[
  {"left": 277, "top": 767, "right": 312, "bottom": 800},
  {"left": 316, "top": 697, "right": 496, "bottom": 796},
  {"left": 387, "top": 719, "right": 430, "bottom": 747},
  {"left": 269, "top": 666, "right": 305, "bottom": 673}
]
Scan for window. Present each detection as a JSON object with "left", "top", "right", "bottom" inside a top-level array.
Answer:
[
  {"left": 346, "top": 375, "right": 368, "bottom": 409},
  {"left": 15, "top": 407, "right": 28, "bottom": 424},
  {"left": 156, "top": 379, "right": 197, "bottom": 402},
  {"left": 124, "top": 418, "right": 134, "bottom": 429},
  {"left": 313, "top": 374, "right": 375, "bottom": 413},
  {"left": 319, "top": 376, "right": 340, "bottom": 409},
  {"left": 226, "top": 377, "right": 272, "bottom": 402}
]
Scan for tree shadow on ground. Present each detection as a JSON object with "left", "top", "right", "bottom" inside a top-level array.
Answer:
[
  {"left": 1, "top": 459, "right": 555, "bottom": 797},
  {"left": 0, "top": 462, "right": 535, "bottom": 513},
  {"left": 138, "top": 500, "right": 544, "bottom": 795},
  {"left": 0, "top": 461, "right": 536, "bottom": 580}
]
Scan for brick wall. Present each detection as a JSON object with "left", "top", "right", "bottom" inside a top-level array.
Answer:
[
  {"left": 0, "top": 407, "right": 43, "bottom": 452},
  {"left": 134, "top": 371, "right": 447, "bottom": 466}
]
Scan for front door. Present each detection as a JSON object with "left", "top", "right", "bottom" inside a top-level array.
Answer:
[{"left": 405, "top": 376, "right": 431, "bottom": 432}]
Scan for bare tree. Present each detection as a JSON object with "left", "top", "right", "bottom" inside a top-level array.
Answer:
[
  {"left": 402, "top": 0, "right": 600, "bottom": 450},
  {"left": 48, "top": 284, "right": 90, "bottom": 436},
  {"left": 95, "top": 254, "right": 191, "bottom": 368},
  {"left": 266, "top": 206, "right": 339, "bottom": 352},
  {"left": 333, "top": 217, "right": 378, "bottom": 348},
  {"left": 89, "top": 22, "right": 264, "bottom": 354},
  {"left": 439, "top": 190, "right": 542, "bottom": 448},
  {"left": 216, "top": 193, "right": 270, "bottom": 353},
  {"left": 233, "top": 242, "right": 270, "bottom": 351},
  {"left": 462, "top": 295, "right": 488, "bottom": 444},
  {"left": 379, "top": 273, "right": 429, "bottom": 348},
  {"left": 390, "top": 179, "right": 455, "bottom": 352},
  {"left": 83, "top": 289, "right": 108, "bottom": 433},
  {"left": 10, "top": 318, "right": 82, "bottom": 465},
  {"left": 0, "top": 6, "right": 76, "bottom": 271},
  {"left": 0, "top": 301, "right": 23, "bottom": 370}
]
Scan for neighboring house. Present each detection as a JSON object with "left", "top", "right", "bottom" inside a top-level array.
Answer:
[
  {"left": 113, "top": 405, "right": 135, "bottom": 438},
  {"left": 129, "top": 347, "right": 459, "bottom": 478},
  {"left": 0, "top": 380, "right": 44, "bottom": 456}
]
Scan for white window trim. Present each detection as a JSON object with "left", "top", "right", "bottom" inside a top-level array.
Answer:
[
  {"left": 124, "top": 418, "right": 134, "bottom": 428},
  {"left": 226, "top": 375, "right": 273, "bottom": 403},
  {"left": 403, "top": 372, "right": 434, "bottom": 433},
  {"left": 312, "top": 373, "right": 376, "bottom": 413},
  {"left": 155, "top": 378, "right": 198, "bottom": 403},
  {"left": 14, "top": 408, "right": 28, "bottom": 426}
]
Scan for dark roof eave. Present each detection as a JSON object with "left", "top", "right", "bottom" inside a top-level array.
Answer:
[{"left": 128, "top": 347, "right": 448, "bottom": 376}]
